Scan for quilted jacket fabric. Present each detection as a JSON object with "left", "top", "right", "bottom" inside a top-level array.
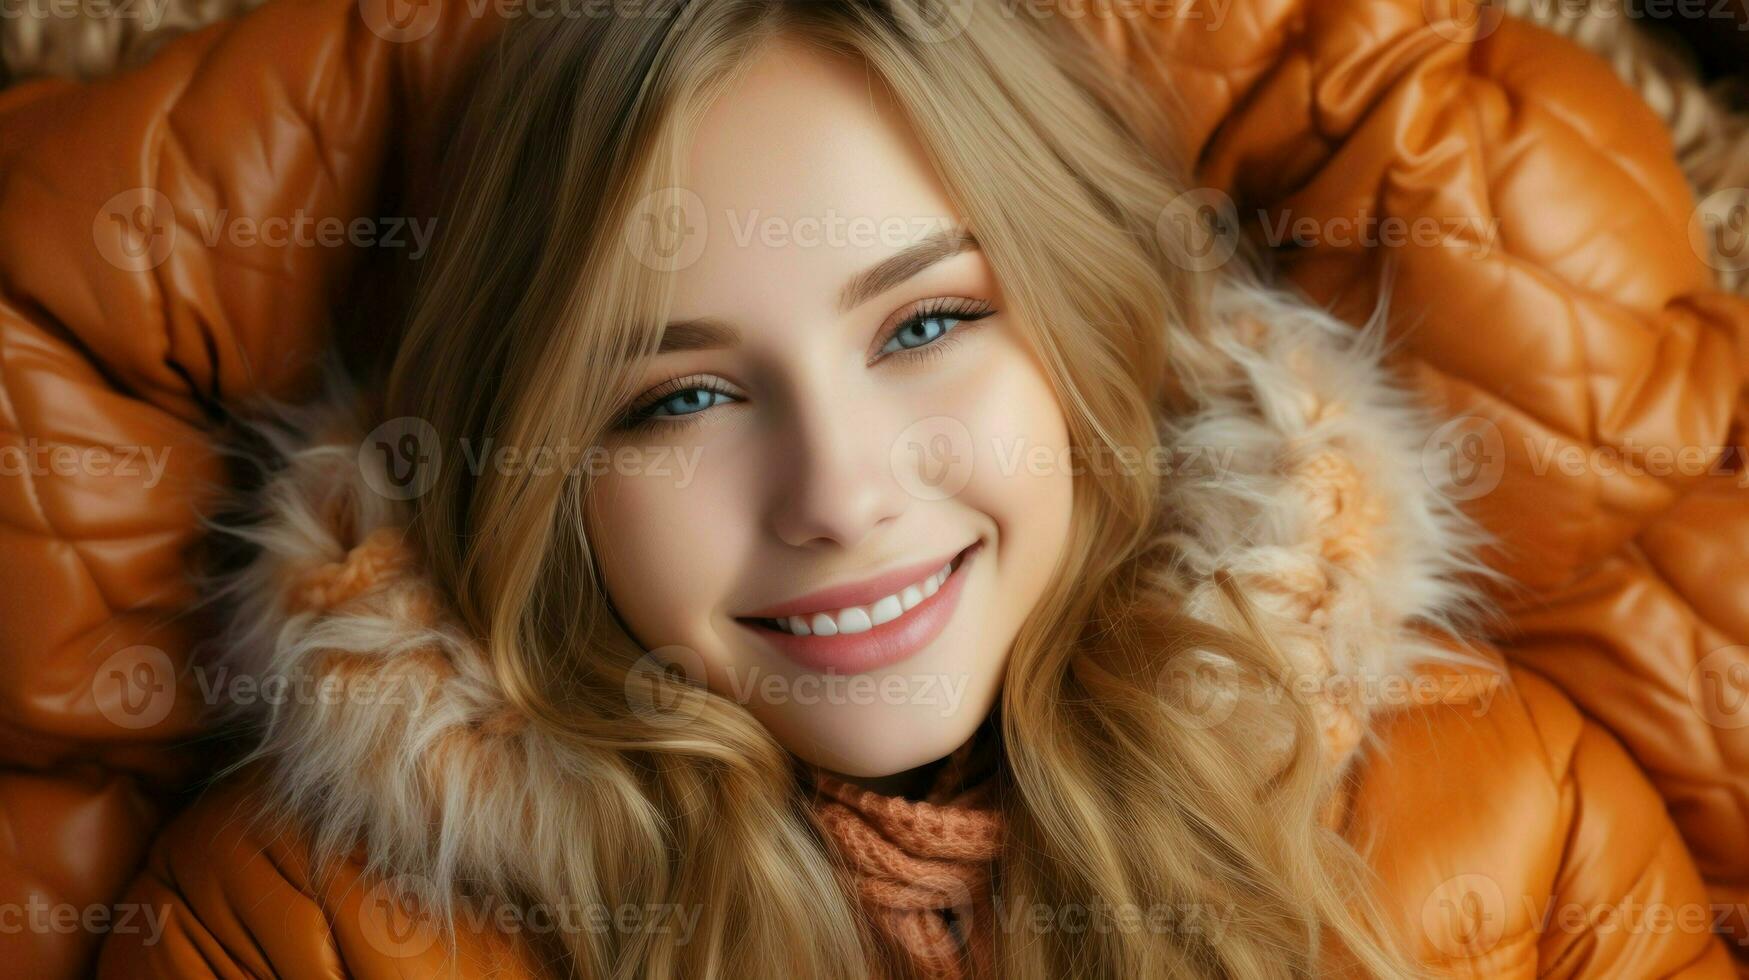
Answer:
[{"left": 0, "top": 0, "right": 1744, "bottom": 975}]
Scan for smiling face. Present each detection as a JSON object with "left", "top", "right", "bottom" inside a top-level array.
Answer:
[{"left": 585, "top": 37, "right": 1075, "bottom": 781}]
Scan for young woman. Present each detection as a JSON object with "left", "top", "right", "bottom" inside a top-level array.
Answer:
[{"left": 91, "top": 1, "right": 1730, "bottom": 978}]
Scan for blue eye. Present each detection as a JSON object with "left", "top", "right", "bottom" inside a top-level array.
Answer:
[
  {"left": 880, "top": 315, "right": 954, "bottom": 354},
  {"left": 619, "top": 378, "right": 739, "bottom": 429},
  {"left": 645, "top": 388, "right": 733, "bottom": 418},
  {"left": 618, "top": 299, "right": 996, "bottom": 432},
  {"left": 877, "top": 299, "right": 996, "bottom": 357}
]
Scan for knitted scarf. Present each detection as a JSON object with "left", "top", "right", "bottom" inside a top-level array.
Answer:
[{"left": 803, "top": 732, "right": 1003, "bottom": 980}]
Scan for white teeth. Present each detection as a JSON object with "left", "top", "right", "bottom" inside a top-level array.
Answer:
[
  {"left": 837, "top": 607, "right": 873, "bottom": 634},
  {"left": 869, "top": 595, "right": 903, "bottom": 626},
  {"left": 763, "top": 553, "right": 967, "bottom": 637}
]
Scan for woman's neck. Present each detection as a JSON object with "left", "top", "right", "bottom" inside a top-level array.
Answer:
[
  {"left": 825, "top": 712, "right": 1004, "bottom": 800},
  {"left": 831, "top": 756, "right": 950, "bottom": 800}
]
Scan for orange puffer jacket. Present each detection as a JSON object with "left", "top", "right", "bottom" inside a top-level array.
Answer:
[{"left": 0, "top": 0, "right": 1745, "bottom": 976}]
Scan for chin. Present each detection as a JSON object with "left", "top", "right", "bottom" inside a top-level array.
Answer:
[{"left": 769, "top": 681, "right": 1000, "bottom": 779}]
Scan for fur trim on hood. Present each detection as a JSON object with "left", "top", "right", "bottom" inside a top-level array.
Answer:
[{"left": 201, "top": 274, "right": 1500, "bottom": 935}]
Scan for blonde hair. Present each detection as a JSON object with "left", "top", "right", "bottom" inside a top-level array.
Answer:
[{"left": 383, "top": 2, "right": 1423, "bottom": 976}]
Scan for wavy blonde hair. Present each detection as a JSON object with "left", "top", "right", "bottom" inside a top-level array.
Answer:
[{"left": 383, "top": 1, "right": 1423, "bottom": 976}]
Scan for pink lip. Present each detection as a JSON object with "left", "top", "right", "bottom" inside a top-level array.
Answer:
[
  {"left": 737, "top": 542, "right": 981, "bottom": 674},
  {"left": 737, "top": 545, "right": 970, "bottom": 620}
]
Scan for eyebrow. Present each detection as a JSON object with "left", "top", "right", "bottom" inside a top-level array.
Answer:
[
  {"left": 837, "top": 225, "right": 980, "bottom": 315},
  {"left": 656, "top": 317, "right": 740, "bottom": 354},
  {"left": 654, "top": 225, "right": 980, "bottom": 353}
]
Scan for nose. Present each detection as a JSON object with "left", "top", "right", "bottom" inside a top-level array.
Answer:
[{"left": 769, "top": 385, "right": 908, "bottom": 550}]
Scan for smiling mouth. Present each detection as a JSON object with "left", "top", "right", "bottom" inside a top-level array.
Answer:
[{"left": 736, "top": 541, "right": 979, "bottom": 638}]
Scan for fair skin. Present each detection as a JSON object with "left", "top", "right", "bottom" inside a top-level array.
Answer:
[{"left": 587, "top": 38, "right": 1074, "bottom": 794}]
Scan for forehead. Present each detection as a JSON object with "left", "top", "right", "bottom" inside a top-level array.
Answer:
[{"left": 671, "top": 38, "right": 962, "bottom": 318}]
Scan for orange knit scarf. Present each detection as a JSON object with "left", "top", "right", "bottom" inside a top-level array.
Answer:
[{"left": 803, "top": 734, "right": 1004, "bottom": 980}]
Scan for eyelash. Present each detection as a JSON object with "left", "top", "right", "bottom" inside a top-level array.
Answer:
[{"left": 615, "top": 297, "right": 997, "bottom": 431}]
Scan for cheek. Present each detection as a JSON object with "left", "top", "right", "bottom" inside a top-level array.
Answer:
[
  {"left": 946, "top": 332, "right": 1076, "bottom": 576},
  {"left": 585, "top": 451, "right": 752, "bottom": 652}
]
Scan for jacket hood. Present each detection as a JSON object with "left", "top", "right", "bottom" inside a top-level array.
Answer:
[{"left": 205, "top": 274, "right": 1496, "bottom": 930}]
